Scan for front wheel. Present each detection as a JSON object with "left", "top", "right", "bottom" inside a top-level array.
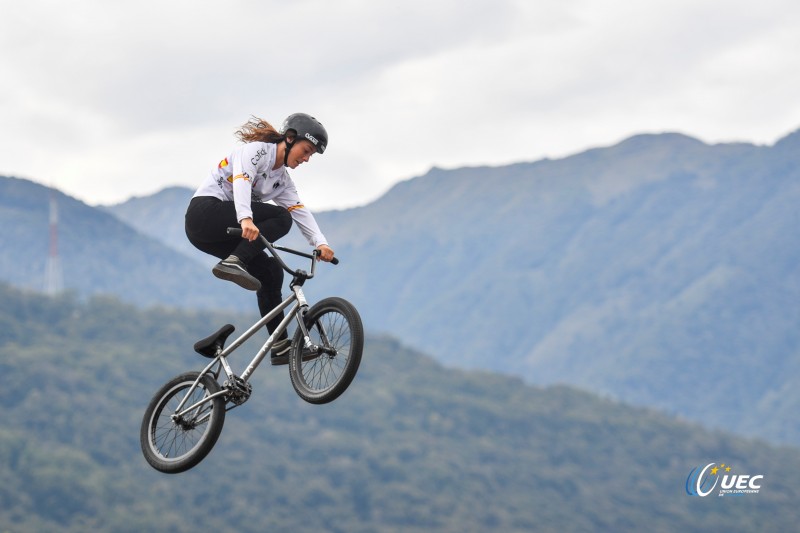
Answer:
[
  {"left": 290, "top": 297, "right": 364, "bottom": 404},
  {"left": 140, "top": 371, "right": 226, "bottom": 474}
]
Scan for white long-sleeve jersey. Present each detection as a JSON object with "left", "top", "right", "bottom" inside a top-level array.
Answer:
[{"left": 192, "top": 141, "right": 328, "bottom": 248}]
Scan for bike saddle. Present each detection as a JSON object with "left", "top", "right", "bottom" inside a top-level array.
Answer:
[{"left": 194, "top": 324, "right": 236, "bottom": 358}]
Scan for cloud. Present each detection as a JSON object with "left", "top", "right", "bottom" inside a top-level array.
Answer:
[{"left": 2, "top": 0, "right": 800, "bottom": 208}]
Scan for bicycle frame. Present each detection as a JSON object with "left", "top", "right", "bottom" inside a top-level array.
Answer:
[{"left": 171, "top": 232, "right": 330, "bottom": 420}]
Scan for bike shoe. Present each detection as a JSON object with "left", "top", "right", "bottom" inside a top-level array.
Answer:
[
  {"left": 212, "top": 255, "right": 262, "bottom": 291},
  {"left": 270, "top": 343, "right": 322, "bottom": 366},
  {"left": 269, "top": 338, "right": 292, "bottom": 363}
]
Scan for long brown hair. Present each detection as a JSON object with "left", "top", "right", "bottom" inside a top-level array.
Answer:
[{"left": 234, "top": 116, "right": 285, "bottom": 143}]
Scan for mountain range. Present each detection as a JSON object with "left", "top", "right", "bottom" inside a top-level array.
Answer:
[{"left": 2, "top": 127, "right": 798, "bottom": 446}]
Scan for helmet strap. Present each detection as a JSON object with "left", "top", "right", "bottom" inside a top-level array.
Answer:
[
  {"left": 283, "top": 141, "right": 291, "bottom": 166},
  {"left": 282, "top": 134, "right": 296, "bottom": 167}
]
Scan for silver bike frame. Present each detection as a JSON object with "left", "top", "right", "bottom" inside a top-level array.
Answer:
[
  {"left": 171, "top": 230, "right": 329, "bottom": 420},
  {"left": 173, "top": 284, "right": 314, "bottom": 419}
]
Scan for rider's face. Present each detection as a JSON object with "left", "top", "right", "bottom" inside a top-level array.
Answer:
[{"left": 286, "top": 140, "right": 317, "bottom": 169}]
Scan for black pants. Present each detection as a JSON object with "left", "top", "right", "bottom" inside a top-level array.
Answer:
[{"left": 185, "top": 196, "right": 293, "bottom": 337}]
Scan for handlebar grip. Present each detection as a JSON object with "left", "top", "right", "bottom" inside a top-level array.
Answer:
[
  {"left": 227, "top": 227, "right": 243, "bottom": 236},
  {"left": 314, "top": 249, "right": 339, "bottom": 265}
]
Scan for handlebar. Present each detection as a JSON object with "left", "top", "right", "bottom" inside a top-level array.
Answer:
[{"left": 226, "top": 228, "right": 338, "bottom": 282}]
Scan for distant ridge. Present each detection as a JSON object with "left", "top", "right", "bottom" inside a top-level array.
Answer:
[
  {"left": 102, "top": 185, "right": 201, "bottom": 262},
  {"left": 0, "top": 176, "right": 250, "bottom": 310}
]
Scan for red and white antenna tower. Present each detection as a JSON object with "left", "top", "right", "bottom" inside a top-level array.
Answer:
[{"left": 44, "top": 191, "right": 63, "bottom": 295}]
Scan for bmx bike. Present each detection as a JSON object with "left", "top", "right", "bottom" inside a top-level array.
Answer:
[{"left": 140, "top": 228, "right": 363, "bottom": 474}]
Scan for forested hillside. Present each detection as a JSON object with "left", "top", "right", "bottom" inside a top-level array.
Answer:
[{"left": 1, "top": 283, "right": 799, "bottom": 532}]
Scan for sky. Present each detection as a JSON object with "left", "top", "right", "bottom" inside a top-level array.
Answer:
[{"left": 2, "top": 0, "right": 800, "bottom": 210}]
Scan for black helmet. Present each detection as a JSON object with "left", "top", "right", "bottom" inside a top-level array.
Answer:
[{"left": 280, "top": 113, "right": 328, "bottom": 154}]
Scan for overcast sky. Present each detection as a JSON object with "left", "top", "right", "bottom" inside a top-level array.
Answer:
[{"left": 2, "top": 0, "right": 800, "bottom": 210}]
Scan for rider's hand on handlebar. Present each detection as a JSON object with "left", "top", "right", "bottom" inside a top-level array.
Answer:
[
  {"left": 316, "top": 244, "right": 335, "bottom": 262},
  {"left": 240, "top": 218, "right": 260, "bottom": 242}
]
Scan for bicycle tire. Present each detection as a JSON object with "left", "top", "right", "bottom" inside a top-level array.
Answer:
[
  {"left": 290, "top": 297, "right": 364, "bottom": 404},
  {"left": 140, "top": 371, "right": 225, "bottom": 474}
]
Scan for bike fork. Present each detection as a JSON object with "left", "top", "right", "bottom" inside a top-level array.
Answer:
[
  {"left": 292, "top": 286, "right": 334, "bottom": 355},
  {"left": 292, "top": 285, "right": 317, "bottom": 351}
]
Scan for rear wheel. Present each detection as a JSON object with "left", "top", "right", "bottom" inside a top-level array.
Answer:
[
  {"left": 290, "top": 297, "right": 363, "bottom": 404},
  {"left": 140, "top": 371, "right": 225, "bottom": 474}
]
